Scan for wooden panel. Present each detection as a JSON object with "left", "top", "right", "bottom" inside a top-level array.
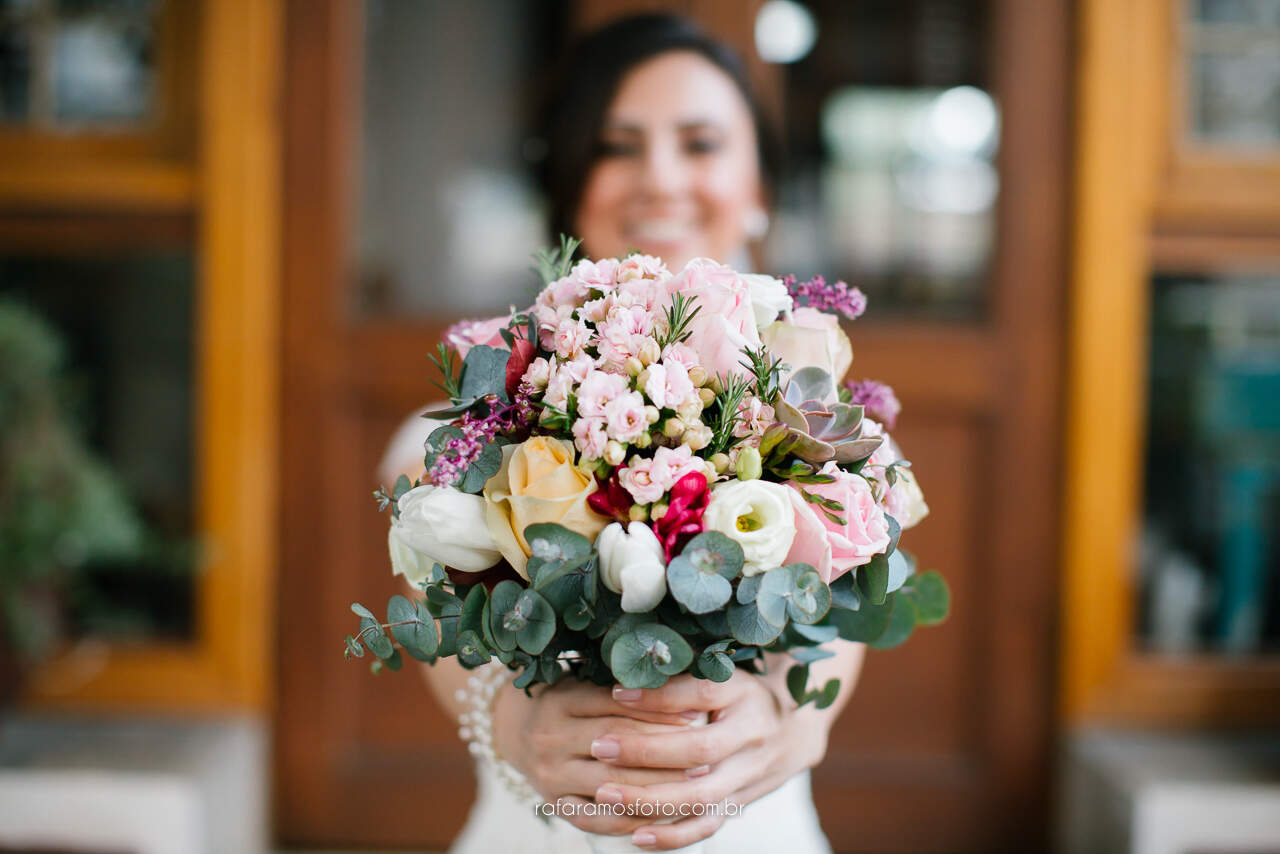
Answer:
[{"left": 21, "top": 0, "right": 282, "bottom": 712}]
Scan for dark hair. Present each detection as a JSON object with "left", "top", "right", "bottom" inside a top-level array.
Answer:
[{"left": 535, "top": 13, "right": 780, "bottom": 242}]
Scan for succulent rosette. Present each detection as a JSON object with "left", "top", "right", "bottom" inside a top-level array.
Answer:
[{"left": 347, "top": 237, "right": 949, "bottom": 707}]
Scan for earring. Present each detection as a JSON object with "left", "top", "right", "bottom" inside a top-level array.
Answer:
[{"left": 743, "top": 208, "right": 770, "bottom": 241}]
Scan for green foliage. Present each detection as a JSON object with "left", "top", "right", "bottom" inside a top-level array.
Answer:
[
  {"left": 656, "top": 292, "right": 701, "bottom": 349},
  {"left": 666, "top": 532, "right": 742, "bottom": 614},
  {"left": 610, "top": 623, "right": 694, "bottom": 689},
  {"left": 530, "top": 234, "right": 582, "bottom": 286},
  {"left": 427, "top": 342, "right": 462, "bottom": 400}
]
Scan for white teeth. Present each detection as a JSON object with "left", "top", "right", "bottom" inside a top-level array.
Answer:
[{"left": 629, "top": 221, "right": 693, "bottom": 242}]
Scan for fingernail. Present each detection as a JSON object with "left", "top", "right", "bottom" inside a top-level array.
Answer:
[
  {"left": 613, "top": 687, "right": 642, "bottom": 702},
  {"left": 680, "top": 709, "right": 703, "bottom": 720},
  {"left": 595, "top": 785, "right": 623, "bottom": 804},
  {"left": 686, "top": 764, "right": 711, "bottom": 778},
  {"left": 631, "top": 831, "right": 657, "bottom": 848},
  {"left": 590, "top": 736, "right": 620, "bottom": 760}
]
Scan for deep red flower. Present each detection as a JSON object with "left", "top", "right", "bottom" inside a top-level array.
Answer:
[
  {"left": 505, "top": 337, "right": 536, "bottom": 400},
  {"left": 653, "top": 471, "right": 710, "bottom": 561},
  {"left": 587, "top": 472, "right": 632, "bottom": 523}
]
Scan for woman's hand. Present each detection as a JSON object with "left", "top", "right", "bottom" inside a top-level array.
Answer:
[
  {"left": 583, "top": 641, "right": 866, "bottom": 850},
  {"left": 489, "top": 676, "right": 703, "bottom": 836}
]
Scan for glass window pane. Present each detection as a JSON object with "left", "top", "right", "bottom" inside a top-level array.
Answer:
[
  {"left": 52, "top": 0, "right": 156, "bottom": 125},
  {"left": 353, "top": 0, "right": 565, "bottom": 319},
  {"left": 766, "top": 0, "right": 995, "bottom": 321},
  {"left": 1139, "top": 273, "right": 1280, "bottom": 655},
  {"left": 0, "top": 251, "right": 196, "bottom": 645},
  {"left": 1186, "top": 0, "right": 1280, "bottom": 147}
]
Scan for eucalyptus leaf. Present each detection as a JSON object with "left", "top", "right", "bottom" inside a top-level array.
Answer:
[
  {"left": 387, "top": 594, "right": 437, "bottom": 661},
  {"left": 667, "top": 554, "right": 733, "bottom": 614},
  {"left": 696, "top": 642, "right": 736, "bottom": 683},
  {"left": 458, "top": 439, "right": 505, "bottom": 494},
  {"left": 678, "top": 531, "right": 744, "bottom": 579},
  {"left": 790, "top": 645, "right": 835, "bottom": 664},
  {"left": 790, "top": 622, "right": 839, "bottom": 644},
  {"left": 513, "top": 588, "right": 557, "bottom": 655},
  {"left": 383, "top": 649, "right": 403, "bottom": 671},
  {"left": 782, "top": 564, "right": 831, "bottom": 625},
  {"left": 459, "top": 345, "right": 510, "bottom": 403},
  {"left": 786, "top": 664, "right": 809, "bottom": 704},
  {"left": 487, "top": 580, "right": 522, "bottom": 652},
  {"left": 869, "top": 592, "right": 916, "bottom": 649},
  {"left": 456, "top": 629, "right": 490, "bottom": 667},
  {"left": 828, "top": 572, "right": 860, "bottom": 611},
  {"left": 755, "top": 567, "right": 793, "bottom": 626},
  {"left": 610, "top": 623, "right": 694, "bottom": 689},
  {"left": 726, "top": 600, "right": 784, "bottom": 646},
  {"left": 903, "top": 570, "right": 950, "bottom": 625},
  {"left": 735, "top": 573, "right": 762, "bottom": 604},
  {"left": 830, "top": 594, "right": 893, "bottom": 643},
  {"left": 885, "top": 549, "right": 910, "bottom": 595},
  {"left": 459, "top": 584, "right": 487, "bottom": 638},
  {"left": 857, "top": 552, "right": 890, "bottom": 605}
]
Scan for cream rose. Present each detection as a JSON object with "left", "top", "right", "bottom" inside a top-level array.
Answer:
[
  {"left": 483, "top": 437, "right": 609, "bottom": 579},
  {"left": 702, "top": 480, "right": 797, "bottom": 576},
  {"left": 597, "top": 522, "right": 668, "bottom": 613},
  {"left": 389, "top": 485, "right": 502, "bottom": 581},
  {"left": 761, "top": 306, "right": 853, "bottom": 386}
]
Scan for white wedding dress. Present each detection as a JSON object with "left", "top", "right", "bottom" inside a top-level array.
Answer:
[{"left": 450, "top": 762, "right": 832, "bottom": 854}]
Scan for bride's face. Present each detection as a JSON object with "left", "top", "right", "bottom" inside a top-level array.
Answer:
[{"left": 574, "top": 50, "right": 765, "bottom": 271}]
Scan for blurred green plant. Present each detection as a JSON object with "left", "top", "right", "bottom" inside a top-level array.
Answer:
[{"left": 0, "top": 298, "right": 146, "bottom": 665}]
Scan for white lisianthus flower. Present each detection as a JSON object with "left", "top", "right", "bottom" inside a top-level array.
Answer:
[
  {"left": 389, "top": 485, "right": 502, "bottom": 581},
  {"left": 702, "top": 480, "right": 797, "bottom": 575},
  {"left": 741, "top": 273, "right": 793, "bottom": 329},
  {"left": 597, "top": 522, "right": 668, "bottom": 613}
]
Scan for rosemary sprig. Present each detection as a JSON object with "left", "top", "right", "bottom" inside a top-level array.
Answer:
[
  {"left": 657, "top": 292, "right": 701, "bottom": 350},
  {"left": 739, "top": 344, "right": 787, "bottom": 401},
  {"left": 428, "top": 342, "right": 463, "bottom": 400},
  {"left": 707, "top": 372, "right": 753, "bottom": 456},
  {"left": 530, "top": 234, "right": 583, "bottom": 287}
]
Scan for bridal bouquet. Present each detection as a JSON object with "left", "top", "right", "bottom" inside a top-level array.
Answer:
[{"left": 347, "top": 239, "right": 948, "bottom": 706}]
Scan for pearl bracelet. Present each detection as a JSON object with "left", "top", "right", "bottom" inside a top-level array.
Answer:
[{"left": 456, "top": 660, "right": 543, "bottom": 806}]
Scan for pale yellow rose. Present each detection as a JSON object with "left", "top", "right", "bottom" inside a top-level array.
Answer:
[
  {"left": 761, "top": 306, "right": 853, "bottom": 387},
  {"left": 483, "top": 437, "right": 609, "bottom": 579}
]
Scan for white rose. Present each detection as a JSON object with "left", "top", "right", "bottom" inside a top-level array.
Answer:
[
  {"left": 741, "top": 273, "right": 793, "bottom": 329},
  {"left": 702, "top": 480, "right": 797, "bottom": 575},
  {"left": 390, "top": 485, "right": 502, "bottom": 580},
  {"left": 597, "top": 522, "right": 668, "bottom": 613}
]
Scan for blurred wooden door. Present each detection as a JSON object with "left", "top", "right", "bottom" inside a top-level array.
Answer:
[{"left": 274, "top": 0, "right": 1069, "bottom": 851}]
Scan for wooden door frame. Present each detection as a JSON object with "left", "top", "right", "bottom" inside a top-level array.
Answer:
[{"left": 275, "top": 0, "right": 1071, "bottom": 849}]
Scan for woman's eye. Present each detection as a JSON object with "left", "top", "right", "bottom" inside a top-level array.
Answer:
[{"left": 684, "top": 137, "right": 723, "bottom": 155}]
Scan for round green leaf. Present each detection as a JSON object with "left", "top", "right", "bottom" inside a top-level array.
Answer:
[
  {"left": 667, "top": 555, "right": 733, "bottom": 614},
  {"left": 678, "top": 531, "right": 744, "bottom": 579},
  {"left": 726, "top": 600, "right": 784, "bottom": 646},
  {"left": 830, "top": 594, "right": 893, "bottom": 643},
  {"left": 784, "top": 564, "right": 831, "bottom": 625},
  {"left": 869, "top": 593, "right": 917, "bottom": 649},
  {"left": 456, "top": 629, "right": 490, "bottom": 667},
  {"left": 513, "top": 588, "right": 557, "bottom": 655},
  {"left": 487, "top": 579, "right": 523, "bottom": 652},
  {"left": 904, "top": 570, "right": 950, "bottom": 625},
  {"left": 387, "top": 594, "right": 438, "bottom": 661},
  {"left": 755, "top": 567, "right": 793, "bottom": 626},
  {"left": 610, "top": 623, "right": 694, "bottom": 689},
  {"left": 695, "top": 641, "right": 735, "bottom": 683},
  {"left": 885, "top": 549, "right": 910, "bottom": 595},
  {"left": 735, "top": 574, "right": 763, "bottom": 604}
]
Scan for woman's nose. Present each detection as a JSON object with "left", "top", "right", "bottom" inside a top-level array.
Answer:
[{"left": 640, "top": 137, "right": 691, "bottom": 198}]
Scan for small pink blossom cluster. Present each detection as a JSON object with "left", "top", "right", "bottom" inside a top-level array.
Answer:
[{"left": 782, "top": 274, "right": 867, "bottom": 320}]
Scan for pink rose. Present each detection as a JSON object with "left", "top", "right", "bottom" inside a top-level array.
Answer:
[
  {"left": 569, "top": 257, "right": 619, "bottom": 289},
  {"left": 784, "top": 489, "right": 834, "bottom": 583},
  {"left": 663, "top": 258, "right": 761, "bottom": 379},
  {"left": 444, "top": 314, "right": 511, "bottom": 357},
  {"left": 789, "top": 463, "right": 890, "bottom": 581}
]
